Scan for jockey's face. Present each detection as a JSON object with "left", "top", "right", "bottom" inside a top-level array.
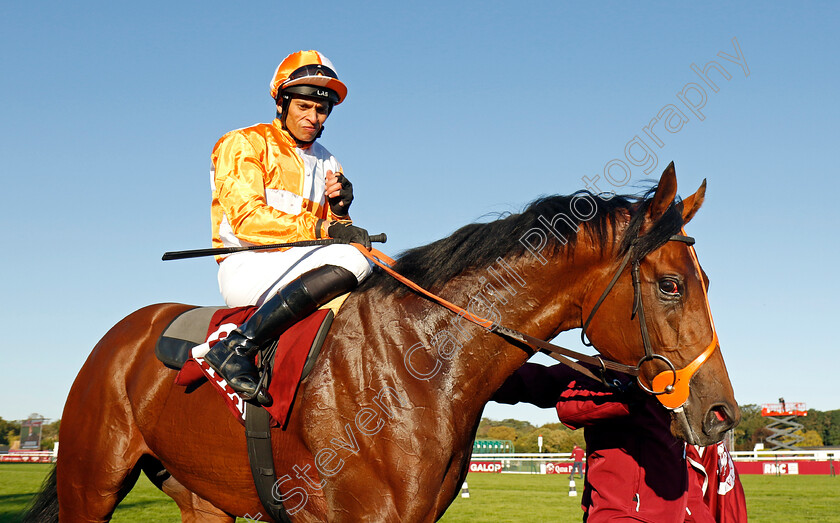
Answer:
[{"left": 280, "top": 96, "right": 330, "bottom": 143}]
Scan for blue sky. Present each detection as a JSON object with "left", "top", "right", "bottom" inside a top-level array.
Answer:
[{"left": 2, "top": 1, "right": 838, "bottom": 426}]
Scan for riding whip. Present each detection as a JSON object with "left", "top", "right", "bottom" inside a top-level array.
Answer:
[{"left": 162, "top": 234, "right": 387, "bottom": 261}]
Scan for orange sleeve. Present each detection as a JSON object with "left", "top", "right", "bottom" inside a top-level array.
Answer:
[{"left": 213, "top": 132, "right": 322, "bottom": 244}]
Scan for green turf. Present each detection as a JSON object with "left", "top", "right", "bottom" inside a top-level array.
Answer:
[
  {"left": 3, "top": 464, "right": 839, "bottom": 521},
  {"left": 109, "top": 475, "right": 181, "bottom": 523},
  {"left": 739, "top": 475, "right": 840, "bottom": 521},
  {"left": 439, "top": 473, "right": 584, "bottom": 522},
  {"left": 0, "top": 463, "right": 179, "bottom": 523},
  {"left": 0, "top": 464, "right": 49, "bottom": 523}
]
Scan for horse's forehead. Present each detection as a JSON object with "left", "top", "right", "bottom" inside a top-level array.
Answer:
[
  {"left": 652, "top": 241, "right": 713, "bottom": 293},
  {"left": 647, "top": 240, "right": 700, "bottom": 273}
]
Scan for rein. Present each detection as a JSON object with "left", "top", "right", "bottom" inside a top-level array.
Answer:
[
  {"left": 353, "top": 227, "right": 717, "bottom": 410},
  {"left": 353, "top": 247, "right": 638, "bottom": 389}
]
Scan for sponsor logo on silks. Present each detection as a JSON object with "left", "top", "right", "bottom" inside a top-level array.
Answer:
[
  {"left": 717, "top": 443, "right": 737, "bottom": 494},
  {"left": 184, "top": 322, "right": 248, "bottom": 421},
  {"left": 208, "top": 323, "right": 238, "bottom": 345}
]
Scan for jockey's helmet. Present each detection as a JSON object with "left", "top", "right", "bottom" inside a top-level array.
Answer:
[{"left": 270, "top": 50, "right": 347, "bottom": 106}]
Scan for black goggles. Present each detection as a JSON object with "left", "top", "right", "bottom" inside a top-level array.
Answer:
[
  {"left": 287, "top": 64, "right": 339, "bottom": 82},
  {"left": 281, "top": 85, "right": 340, "bottom": 104}
]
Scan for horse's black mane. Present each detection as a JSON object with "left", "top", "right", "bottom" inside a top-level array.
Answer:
[{"left": 360, "top": 187, "right": 683, "bottom": 295}]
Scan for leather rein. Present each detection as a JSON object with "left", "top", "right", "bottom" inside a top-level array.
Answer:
[{"left": 353, "top": 231, "right": 717, "bottom": 410}]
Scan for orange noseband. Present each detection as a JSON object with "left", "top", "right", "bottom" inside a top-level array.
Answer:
[{"left": 650, "top": 332, "right": 718, "bottom": 409}]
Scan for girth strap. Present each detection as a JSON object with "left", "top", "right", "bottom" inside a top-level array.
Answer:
[{"left": 245, "top": 402, "right": 292, "bottom": 523}]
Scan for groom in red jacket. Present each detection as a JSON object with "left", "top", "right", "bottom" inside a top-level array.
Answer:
[{"left": 493, "top": 362, "right": 747, "bottom": 522}]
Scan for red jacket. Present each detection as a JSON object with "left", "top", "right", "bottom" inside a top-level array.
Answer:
[
  {"left": 555, "top": 373, "right": 695, "bottom": 522},
  {"left": 686, "top": 443, "right": 748, "bottom": 522},
  {"left": 493, "top": 363, "right": 740, "bottom": 522}
]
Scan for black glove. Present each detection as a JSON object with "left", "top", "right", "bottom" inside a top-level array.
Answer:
[
  {"left": 328, "top": 221, "right": 371, "bottom": 249},
  {"left": 329, "top": 174, "right": 354, "bottom": 216}
]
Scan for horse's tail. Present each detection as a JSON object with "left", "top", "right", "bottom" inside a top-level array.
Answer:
[{"left": 21, "top": 465, "right": 58, "bottom": 523}]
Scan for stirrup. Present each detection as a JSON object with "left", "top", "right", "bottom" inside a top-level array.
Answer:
[
  {"left": 238, "top": 340, "right": 276, "bottom": 406},
  {"left": 225, "top": 349, "right": 271, "bottom": 406},
  {"left": 240, "top": 387, "right": 272, "bottom": 406},
  {"left": 205, "top": 338, "right": 271, "bottom": 405},
  {"left": 240, "top": 369, "right": 272, "bottom": 406}
]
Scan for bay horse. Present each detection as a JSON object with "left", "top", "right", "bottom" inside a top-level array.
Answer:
[{"left": 27, "top": 163, "right": 739, "bottom": 522}]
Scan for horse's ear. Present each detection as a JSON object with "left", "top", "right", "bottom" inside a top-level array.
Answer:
[
  {"left": 648, "top": 161, "right": 678, "bottom": 221},
  {"left": 681, "top": 179, "right": 707, "bottom": 225}
]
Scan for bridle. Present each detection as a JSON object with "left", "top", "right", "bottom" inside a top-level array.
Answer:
[
  {"left": 578, "top": 232, "right": 718, "bottom": 409},
  {"left": 353, "top": 227, "right": 719, "bottom": 411}
]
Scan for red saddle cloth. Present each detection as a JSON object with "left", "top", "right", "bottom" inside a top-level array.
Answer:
[{"left": 174, "top": 307, "right": 331, "bottom": 427}]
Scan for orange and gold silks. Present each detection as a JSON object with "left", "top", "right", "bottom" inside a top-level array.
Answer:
[{"left": 210, "top": 118, "right": 346, "bottom": 261}]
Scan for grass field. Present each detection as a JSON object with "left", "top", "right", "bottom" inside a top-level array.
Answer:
[{"left": 2, "top": 463, "right": 839, "bottom": 521}]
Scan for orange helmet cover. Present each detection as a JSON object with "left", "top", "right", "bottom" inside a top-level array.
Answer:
[{"left": 269, "top": 50, "right": 347, "bottom": 104}]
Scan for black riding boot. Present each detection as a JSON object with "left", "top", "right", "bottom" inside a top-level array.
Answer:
[{"left": 204, "top": 264, "right": 358, "bottom": 404}]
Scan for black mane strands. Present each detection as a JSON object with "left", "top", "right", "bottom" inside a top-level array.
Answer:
[
  {"left": 360, "top": 185, "right": 685, "bottom": 296},
  {"left": 620, "top": 186, "right": 686, "bottom": 263}
]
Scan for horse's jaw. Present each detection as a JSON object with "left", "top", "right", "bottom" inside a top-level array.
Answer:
[
  {"left": 670, "top": 406, "right": 703, "bottom": 445},
  {"left": 669, "top": 398, "right": 740, "bottom": 447}
]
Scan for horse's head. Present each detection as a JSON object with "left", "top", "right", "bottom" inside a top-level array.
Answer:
[{"left": 582, "top": 162, "right": 740, "bottom": 446}]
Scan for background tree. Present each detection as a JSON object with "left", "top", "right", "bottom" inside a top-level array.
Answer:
[
  {"left": 513, "top": 424, "right": 584, "bottom": 453},
  {"left": 0, "top": 417, "right": 9, "bottom": 446},
  {"left": 476, "top": 418, "right": 536, "bottom": 439},
  {"left": 801, "top": 409, "right": 840, "bottom": 446},
  {"left": 41, "top": 420, "right": 60, "bottom": 439},
  {"left": 793, "top": 429, "right": 824, "bottom": 447},
  {"left": 734, "top": 404, "right": 771, "bottom": 450},
  {"left": 476, "top": 405, "right": 840, "bottom": 454},
  {"left": 0, "top": 418, "right": 21, "bottom": 447},
  {"left": 826, "top": 410, "right": 840, "bottom": 446},
  {"left": 486, "top": 426, "right": 517, "bottom": 443}
]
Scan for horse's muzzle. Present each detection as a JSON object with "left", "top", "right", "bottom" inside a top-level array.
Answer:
[{"left": 702, "top": 402, "right": 740, "bottom": 442}]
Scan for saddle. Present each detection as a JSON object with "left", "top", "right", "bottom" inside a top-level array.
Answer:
[
  {"left": 154, "top": 303, "right": 343, "bottom": 523},
  {"left": 155, "top": 303, "right": 337, "bottom": 427}
]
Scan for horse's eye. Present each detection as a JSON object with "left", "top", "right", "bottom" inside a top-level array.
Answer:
[{"left": 658, "top": 279, "right": 681, "bottom": 296}]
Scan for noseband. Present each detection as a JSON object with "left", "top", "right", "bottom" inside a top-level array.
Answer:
[{"left": 580, "top": 233, "right": 718, "bottom": 409}]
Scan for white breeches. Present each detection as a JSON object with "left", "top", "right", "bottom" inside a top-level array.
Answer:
[{"left": 217, "top": 244, "right": 374, "bottom": 307}]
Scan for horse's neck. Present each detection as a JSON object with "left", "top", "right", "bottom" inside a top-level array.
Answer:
[{"left": 400, "top": 247, "right": 599, "bottom": 412}]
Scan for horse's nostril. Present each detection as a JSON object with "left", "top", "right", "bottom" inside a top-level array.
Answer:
[{"left": 704, "top": 404, "right": 735, "bottom": 439}]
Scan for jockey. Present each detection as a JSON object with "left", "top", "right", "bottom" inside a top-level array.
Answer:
[{"left": 206, "top": 50, "right": 374, "bottom": 404}]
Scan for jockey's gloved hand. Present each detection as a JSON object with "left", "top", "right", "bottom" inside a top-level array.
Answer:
[
  {"left": 329, "top": 174, "right": 354, "bottom": 216},
  {"left": 328, "top": 221, "right": 371, "bottom": 249}
]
